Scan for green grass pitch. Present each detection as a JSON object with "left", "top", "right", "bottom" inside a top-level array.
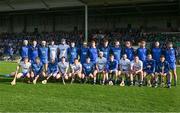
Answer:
[{"left": 0, "top": 61, "right": 180, "bottom": 112}]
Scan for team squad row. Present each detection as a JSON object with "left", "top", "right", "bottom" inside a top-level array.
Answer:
[{"left": 9, "top": 39, "right": 177, "bottom": 88}]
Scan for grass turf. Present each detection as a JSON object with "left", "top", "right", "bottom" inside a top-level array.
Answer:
[{"left": 0, "top": 61, "right": 180, "bottom": 112}]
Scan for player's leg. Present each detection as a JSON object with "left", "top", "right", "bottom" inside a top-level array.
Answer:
[
  {"left": 114, "top": 70, "right": 119, "bottom": 85},
  {"left": 120, "top": 71, "right": 125, "bottom": 87},
  {"left": 70, "top": 73, "right": 74, "bottom": 84},
  {"left": 166, "top": 72, "right": 171, "bottom": 88},
  {"left": 31, "top": 71, "right": 38, "bottom": 84},
  {"left": 160, "top": 73, "right": 166, "bottom": 87},
  {"left": 139, "top": 71, "right": 144, "bottom": 86},
  {"left": 154, "top": 73, "right": 159, "bottom": 88},
  {"left": 11, "top": 72, "right": 23, "bottom": 85},
  {"left": 102, "top": 71, "right": 106, "bottom": 85},
  {"left": 126, "top": 72, "right": 131, "bottom": 86},
  {"left": 93, "top": 70, "right": 98, "bottom": 84},
  {"left": 172, "top": 66, "right": 177, "bottom": 86},
  {"left": 44, "top": 63, "right": 48, "bottom": 73},
  {"left": 146, "top": 73, "right": 153, "bottom": 87},
  {"left": 56, "top": 73, "right": 61, "bottom": 80},
  {"left": 71, "top": 73, "right": 77, "bottom": 84},
  {"left": 108, "top": 71, "right": 113, "bottom": 85},
  {"left": 42, "top": 72, "right": 53, "bottom": 84},
  {"left": 129, "top": 71, "right": 134, "bottom": 86},
  {"left": 60, "top": 73, "right": 66, "bottom": 85},
  {"left": 77, "top": 72, "right": 82, "bottom": 83},
  {"left": 81, "top": 73, "right": 86, "bottom": 83},
  {"left": 25, "top": 72, "right": 31, "bottom": 83}
]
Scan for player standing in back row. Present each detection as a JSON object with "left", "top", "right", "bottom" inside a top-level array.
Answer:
[{"left": 165, "top": 42, "right": 177, "bottom": 86}]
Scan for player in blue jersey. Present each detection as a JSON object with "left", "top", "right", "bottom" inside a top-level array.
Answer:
[
  {"left": 49, "top": 40, "right": 58, "bottom": 61},
  {"left": 165, "top": 42, "right": 177, "bottom": 86},
  {"left": 79, "top": 42, "right": 89, "bottom": 64},
  {"left": 82, "top": 57, "right": 95, "bottom": 84},
  {"left": 152, "top": 41, "right": 162, "bottom": 62},
  {"left": 106, "top": 54, "right": 118, "bottom": 85},
  {"left": 137, "top": 40, "right": 148, "bottom": 63},
  {"left": 67, "top": 41, "right": 78, "bottom": 64},
  {"left": 99, "top": 39, "right": 110, "bottom": 59},
  {"left": 124, "top": 40, "right": 135, "bottom": 61},
  {"left": 111, "top": 40, "right": 122, "bottom": 64},
  {"left": 155, "top": 55, "right": 171, "bottom": 88},
  {"left": 42, "top": 58, "right": 60, "bottom": 84},
  {"left": 38, "top": 41, "right": 49, "bottom": 72},
  {"left": 143, "top": 54, "right": 156, "bottom": 87},
  {"left": 29, "top": 40, "right": 39, "bottom": 63},
  {"left": 20, "top": 40, "right": 29, "bottom": 60},
  {"left": 31, "top": 57, "right": 45, "bottom": 84},
  {"left": 88, "top": 40, "right": 98, "bottom": 64}
]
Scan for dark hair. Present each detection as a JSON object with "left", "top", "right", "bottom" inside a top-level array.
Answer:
[
  {"left": 35, "top": 57, "right": 40, "bottom": 60},
  {"left": 61, "top": 56, "right": 66, "bottom": 59},
  {"left": 74, "top": 58, "right": 79, "bottom": 61},
  {"left": 110, "top": 54, "right": 114, "bottom": 57},
  {"left": 160, "top": 55, "right": 165, "bottom": 58}
]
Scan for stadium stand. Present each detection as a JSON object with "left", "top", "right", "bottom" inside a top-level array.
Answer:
[{"left": 0, "top": 0, "right": 179, "bottom": 62}]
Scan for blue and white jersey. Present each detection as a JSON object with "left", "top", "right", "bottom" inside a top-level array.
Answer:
[
  {"left": 88, "top": 47, "right": 98, "bottom": 64},
  {"left": 119, "top": 59, "right": 131, "bottom": 71},
  {"left": 67, "top": 47, "right": 78, "bottom": 64},
  {"left": 106, "top": 59, "right": 118, "bottom": 71},
  {"left": 32, "top": 62, "right": 43, "bottom": 74},
  {"left": 165, "top": 48, "right": 176, "bottom": 63},
  {"left": 96, "top": 57, "right": 107, "bottom": 71},
  {"left": 131, "top": 60, "right": 143, "bottom": 71},
  {"left": 49, "top": 45, "right": 58, "bottom": 60},
  {"left": 39, "top": 46, "right": 49, "bottom": 60},
  {"left": 83, "top": 62, "right": 94, "bottom": 73},
  {"left": 58, "top": 44, "right": 69, "bottom": 59},
  {"left": 19, "top": 62, "right": 31, "bottom": 73},
  {"left": 99, "top": 46, "right": 110, "bottom": 59},
  {"left": 152, "top": 47, "right": 162, "bottom": 62},
  {"left": 48, "top": 62, "right": 58, "bottom": 73},
  {"left": 20, "top": 46, "right": 29, "bottom": 59},
  {"left": 71, "top": 63, "right": 82, "bottom": 72},
  {"left": 124, "top": 47, "right": 135, "bottom": 61},
  {"left": 79, "top": 47, "right": 89, "bottom": 64},
  {"left": 111, "top": 46, "right": 122, "bottom": 63},
  {"left": 144, "top": 59, "right": 156, "bottom": 73},
  {"left": 156, "top": 61, "right": 170, "bottom": 73},
  {"left": 137, "top": 47, "right": 148, "bottom": 62},
  {"left": 29, "top": 46, "right": 39, "bottom": 62},
  {"left": 58, "top": 62, "right": 69, "bottom": 74}
]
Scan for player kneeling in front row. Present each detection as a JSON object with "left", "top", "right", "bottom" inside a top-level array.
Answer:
[
  {"left": 155, "top": 55, "right": 171, "bottom": 88},
  {"left": 82, "top": 57, "right": 95, "bottom": 84},
  {"left": 106, "top": 54, "right": 119, "bottom": 85},
  {"left": 69, "top": 58, "right": 82, "bottom": 84},
  {"left": 11, "top": 57, "right": 31, "bottom": 85},
  {"left": 94, "top": 52, "right": 107, "bottom": 85},
  {"left": 119, "top": 54, "right": 131, "bottom": 86},
  {"left": 42, "top": 58, "right": 60, "bottom": 84},
  {"left": 143, "top": 54, "right": 156, "bottom": 87},
  {"left": 31, "top": 57, "right": 45, "bottom": 84},
  {"left": 130, "top": 56, "right": 144, "bottom": 87},
  {"left": 58, "top": 57, "right": 69, "bottom": 85}
]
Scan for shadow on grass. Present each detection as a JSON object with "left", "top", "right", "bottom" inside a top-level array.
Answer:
[{"left": 0, "top": 75, "right": 70, "bottom": 85}]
